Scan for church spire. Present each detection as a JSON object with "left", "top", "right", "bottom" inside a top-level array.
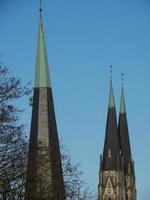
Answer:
[
  {"left": 109, "top": 80, "right": 115, "bottom": 108},
  {"left": 120, "top": 86, "right": 126, "bottom": 113},
  {"left": 102, "top": 70, "right": 120, "bottom": 171},
  {"left": 108, "top": 65, "right": 115, "bottom": 108},
  {"left": 120, "top": 73, "right": 126, "bottom": 113},
  {"left": 35, "top": 9, "right": 51, "bottom": 88},
  {"left": 118, "top": 76, "right": 137, "bottom": 199},
  {"left": 98, "top": 71, "right": 136, "bottom": 200},
  {"left": 98, "top": 71, "right": 126, "bottom": 200},
  {"left": 118, "top": 77, "right": 132, "bottom": 173},
  {"left": 25, "top": 7, "right": 65, "bottom": 200}
]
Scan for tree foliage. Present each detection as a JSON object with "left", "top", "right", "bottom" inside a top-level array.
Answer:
[{"left": 0, "top": 66, "right": 30, "bottom": 199}]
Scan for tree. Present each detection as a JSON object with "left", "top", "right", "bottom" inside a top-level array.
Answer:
[
  {"left": 61, "top": 145, "right": 96, "bottom": 200},
  {"left": 0, "top": 65, "right": 96, "bottom": 199},
  {"left": 0, "top": 66, "right": 30, "bottom": 199}
]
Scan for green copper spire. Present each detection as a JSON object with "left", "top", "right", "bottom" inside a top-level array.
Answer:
[
  {"left": 35, "top": 13, "right": 51, "bottom": 88},
  {"left": 109, "top": 81, "right": 115, "bottom": 108},
  {"left": 120, "top": 86, "right": 126, "bottom": 113}
]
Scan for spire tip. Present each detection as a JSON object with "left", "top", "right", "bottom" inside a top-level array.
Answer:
[
  {"left": 121, "top": 73, "right": 124, "bottom": 87},
  {"left": 109, "top": 65, "right": 113, "bottom": 82},
  {"left": 108, "top": 65, "right": 115, "bottom": 108},
  {"left": 39, "top": 0, "right": 42, "bottom": 13},
  {"left": 120, "top": 73, "right": 126, "bottom": 113}
]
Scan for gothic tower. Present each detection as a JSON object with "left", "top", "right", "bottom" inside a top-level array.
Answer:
[
  {"left": 25, "top": 9, "right": 65, "bottom": 200},
  {"left": 118, "top": 84, "right": 136, "bottom": 200},
  {"left": 98, "top": 80, "right": 126, "bottom": 200},
  {"left": 98, "top": 75, "right": 136, "bottom": 200}
]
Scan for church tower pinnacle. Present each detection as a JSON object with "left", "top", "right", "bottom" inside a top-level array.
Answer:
[
  {"left": 25, "top": 5, "right": 65, "bottom": 200},
  {"left": 102, "top": 79, "right": 121, "bottom": 171},
  {"left": 98, "top": 71, "right": 137, "bottom": 200},
  {"left": 118, "top": 75, "right": 136, "bottom": 200},
  {"left": 102, "top": 66, "right": 121, "bottom": 172},
  {"left": 98, "top": 67, "right": 126, "bottom": 200}
]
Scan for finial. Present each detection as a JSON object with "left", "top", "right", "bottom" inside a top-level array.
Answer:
[
  {"left": 39, "top": 0, "right": 42, "bottom": 13},
  {"left": 109, "top": 65, "right": 113, "bottom": 82},
  {"left": 121, "top": 73, "right": 124, "bottom": 87}
]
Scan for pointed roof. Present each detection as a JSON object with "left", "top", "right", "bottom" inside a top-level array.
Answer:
[
  {"left": 35, "top": 13, "right": 51, "bottom": 88},
  {"left": 118, "top": 86, "right": 132, "bottom": 173},
  {"left": 25, "top": 10, "right": 65, "bottom": 199},
  {"left": 109, "top": 81, "right": 115, "bottom": 108},
  {"left": 102, "top": 81, "right": 121, "bottom": 171},
  {"left": 120, "top": 87, "right": 126, "bottom": 113}
]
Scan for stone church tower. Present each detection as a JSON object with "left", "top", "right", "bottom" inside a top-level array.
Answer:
[
  {"left": 25, "top": 8, "right": 65, "bottom": 200},
  {"left": 98, "top": 79, "right": 136, "bottom": 200}
]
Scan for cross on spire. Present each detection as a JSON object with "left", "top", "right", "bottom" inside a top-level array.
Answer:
[
  {"left": 121, "top": 73, "right": 124, "bottom": 87},
  {"left": 109, "top": 65, "right": 113, "bottom": 82},
  {"left": 39, "top": 0, "right": 42, "bottom": 13}
]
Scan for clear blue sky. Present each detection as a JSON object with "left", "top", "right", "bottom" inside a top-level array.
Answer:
[{"left": 0, "top": 0, "right": 150, "bottom": 199}]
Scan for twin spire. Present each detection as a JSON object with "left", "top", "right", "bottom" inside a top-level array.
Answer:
[
  {"left": 109, "top": 77, "right": 126, "bottom": 113},
  {"left": 108, "top": 71, "right": 126, "bottom": 114},
  {"left": 108, "top": 68, "right": 126, "bottom": 112},
  {"left": 99, "top": 74, "right": 136, "bottom": 199},
  {"left": 102, "top": 69, "right": 131, "bottom": 172}
]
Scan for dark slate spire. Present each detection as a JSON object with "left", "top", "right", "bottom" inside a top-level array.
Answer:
[
  {"left": 25, "top": 8, "right": 65, "bottom": 200},
  {"left": 102, "top": 80, "right": 121, "bottom": 170},
  {"left": 118, "top": 85, "right": 132, "bottom": 173}
]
